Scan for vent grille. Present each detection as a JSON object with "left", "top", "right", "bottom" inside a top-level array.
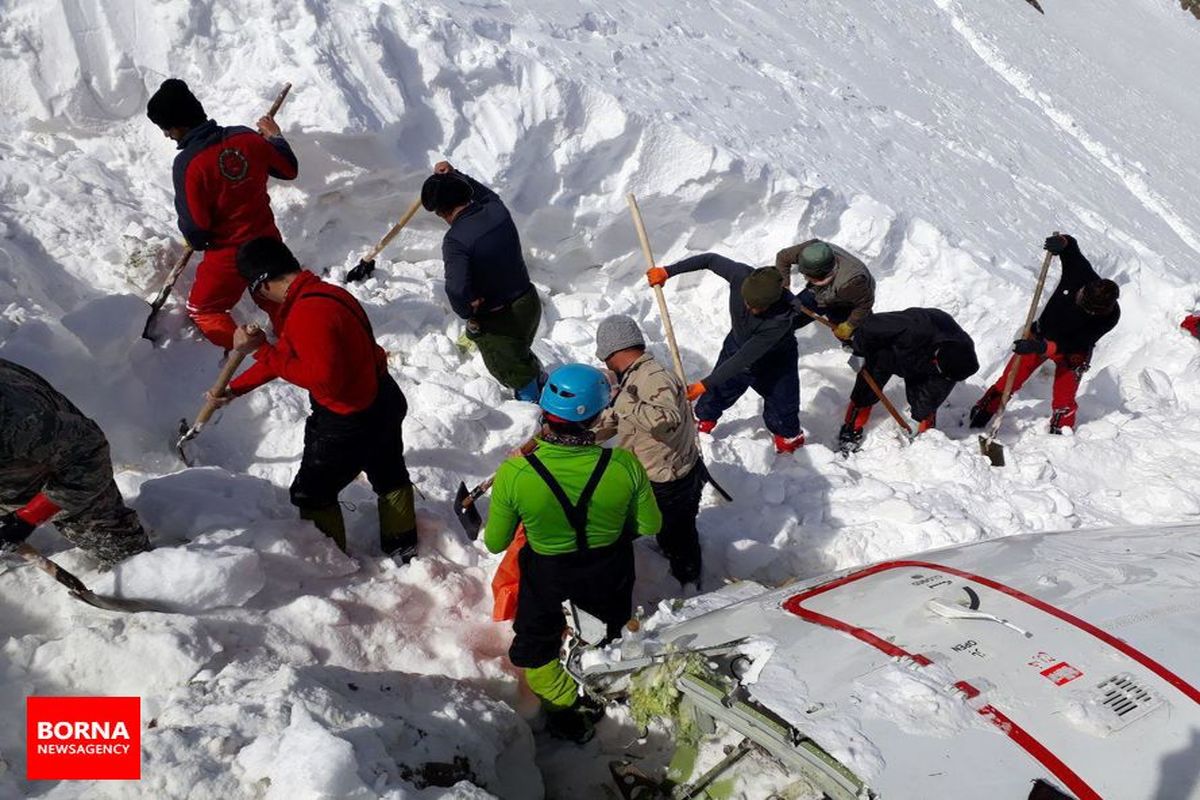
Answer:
[{"left": 1091, "top": 673, "right": 1165, "bottom": 731}]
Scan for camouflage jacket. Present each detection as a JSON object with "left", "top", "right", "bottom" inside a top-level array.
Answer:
[
  {"left": 595, "top": 353, "right": 699, "bottom": 484},
  {"left": 0, "top": 359, "right": 113, "bottom": 515},
  {"left": 775, "top": 239, "right": 875, "bottom": 328}
]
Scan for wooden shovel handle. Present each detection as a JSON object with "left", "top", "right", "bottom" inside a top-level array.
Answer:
[
  {"left": 191, "top": 337, "right": 257, "bottom": 428},
  {"left": 363, "top": 198, "right": 423, "bottom": 264},
  {"left": 266, "top": 83, "right": 292, "bottom": 119},
  {"left": 985, "top": 231, "right": 1060, "bottom": 442},
  {"left": 626, "top": 194, "right": 687, "bottom": 383},
  {"left": 16, "top": 543, "right": 88, "bottom": 595},
  {"left": 462, "top": 438, "right": 538, "bottom": 508}
]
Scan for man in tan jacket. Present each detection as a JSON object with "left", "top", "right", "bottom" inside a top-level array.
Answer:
[
  {"left": 593, "top": 315, "right": 703, "bottom": 586},
  {"left": 776, "top": 239, "right": 875, "bottom": 341}
]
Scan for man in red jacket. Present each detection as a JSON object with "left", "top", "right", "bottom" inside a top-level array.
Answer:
[
  {"left": 147, "top": 79, "right": 299, "bottom": 350},
  {"left": 210, "top": 238, "right": 417, "bottom": 561}
]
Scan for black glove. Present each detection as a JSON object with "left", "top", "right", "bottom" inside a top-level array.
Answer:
[
  {"left": 345, "top": 258, "right": 376, "bottom": 283},
  {"left": 0, "top": 512, "right": 35, "bottom": 554},
  {"left": 1043, "top": 234, "right": 1070, "bottom": 255},
  {"left": 1012, "top": 337, "right": 1048, "bottom": 356},
  {"left": 464, "top": 319, "right": 483, "bottom": 340}
]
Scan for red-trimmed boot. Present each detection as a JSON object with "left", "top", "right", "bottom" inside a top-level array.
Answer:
[
  {"left": 773, "top": 433, "right": 806, "bottom": 454},
  {"left": 838, "top": 403, "right": 873, "bottom": 455},
  {"left": 697, "top": 419, "right": 717, "bottom": 435}
]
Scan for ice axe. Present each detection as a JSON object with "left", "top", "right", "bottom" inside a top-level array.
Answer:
[
  {"left": 141, "top": 82, "right": 292, "bottom": 344},
  {"left": 626, "top": 193, "right": 733, "bottom": 502},
  {"left": 798, "top": 305, "right": 914, "bottom": 440},
  {"left": 454, "top": 438, "right": 538, "bottom": 540},
  {"left": 346, "top": 197, "right": 423, "bottom": 283},
  {"left": 13, "top": 543, "right": 171, "bottom": 613},
  {"left": 979, "top": 233, "right": 1059, "bottom": 467},
  {"left": 175, "top": 335, "right": 257, "bottom": 464}
]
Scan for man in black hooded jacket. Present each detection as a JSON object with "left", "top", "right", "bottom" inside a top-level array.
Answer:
[
  {"left": 840, "top": 308, "right": 979, "bottom": 452},
  {"left": 970, "top": 234, "right": 1119, "bottom": 434}
]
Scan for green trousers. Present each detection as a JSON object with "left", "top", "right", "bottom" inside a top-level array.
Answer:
[{"left": 474, "top": 287, "right": 543, "bottom": 390}]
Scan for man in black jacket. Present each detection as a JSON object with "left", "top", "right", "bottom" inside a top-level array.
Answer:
[
  {"left": 970, "top": 234, "right": 1120, "bottom": 434},
  {"left": 648, "top": 254, "right": 805, "bottom": 453},
  {"left": 840, "top": 308, "right": 979, "bottom": 452},
  {"left": 422, "top": 161, "right": 545, "bottom": 401}
]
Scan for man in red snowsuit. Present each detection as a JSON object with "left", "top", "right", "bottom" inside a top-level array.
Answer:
[
  {"left": 147, "top": 79, "right": 299, "bottom": 349},
  {"left": 970, "top": 234, "right": 1120, "bottom": 434},
  {"left": 210, "top": 238, "right": 418, "bottom": 562}
]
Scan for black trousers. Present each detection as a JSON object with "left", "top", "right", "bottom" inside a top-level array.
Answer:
[
  {"left": 290, "top": 373, "right": 412, "bottom": 509},
  {"left": 509, "top": 538, "right": 635, "bottom": 668},
  {"left": 651, "top": 459, "right": 704, "bottom": 581}
]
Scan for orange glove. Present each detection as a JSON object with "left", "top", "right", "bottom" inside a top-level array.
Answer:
[
  {"left": 686, "top": 382, "right": 706, "bottom": 401},
  {"left": 916, "top": 414, "right": 936, "bottom": 434},
  {"left": 646, "top": 267, "right": 669, "bottom": 287}
]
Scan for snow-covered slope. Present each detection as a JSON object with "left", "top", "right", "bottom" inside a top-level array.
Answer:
[{"left": 1, "top": 0, "right": 1199, "bottom": 797}]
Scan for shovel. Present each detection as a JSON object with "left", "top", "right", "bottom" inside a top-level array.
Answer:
[
  {"left": 345, "top": 197, "right": 423, "bottom": 283},
  {"left": 176, "top": 341, "right": 255, "bottom": 465},
  {"left": 454, "top": 438, "right": 538, "bottom": 540},
  {"left": 14, "top": 543, "right": 171, "bottom": 613},
  {"left": 141, "top": 246, "right": 195, "bottom": 343},
  {"left": 979, "top": 233, "right": 1059, "bottom": 467}
]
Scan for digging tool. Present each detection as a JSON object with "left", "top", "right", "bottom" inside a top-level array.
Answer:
[
  {"left": 141, "top": 82, "right": 293, "bottom": 343},
  {"left": 626, "top": 194, "right": 733, "bottom": 501},
  {"left": 346, "top": 197, "right": 423, "bottom": 283},
  {"left": 626, "top": 194, "right": 687, "bottom": 382},
  {"left": 798, "top": 306, "right": 914, "bottom": 438},
  {"left": 14, "top": 543, "right": 170, "bottom": 613},
  {"left": 176, "top": 338, "right": 256, "bottom": 464},
  {"left": 979, "top": 233, "right": 1059, "bottom": 467},
  {"left": 141, "top": 246, "right": 195, "bottom": 343},
  {"left": 455, "top": 438, "right": 538, "bottom": 540}
]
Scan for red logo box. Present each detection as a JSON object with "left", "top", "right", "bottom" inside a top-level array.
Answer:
[{"left": 26, "top": 696, "right": 140, "bottom": 780}]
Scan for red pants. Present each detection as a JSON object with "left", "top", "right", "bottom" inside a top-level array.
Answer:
[
  {"left": 979, "top": 351, "right": 1087, "bottom": 429},
  {"left": 185, "top": 247, "right": 280, "bottom": 349}
]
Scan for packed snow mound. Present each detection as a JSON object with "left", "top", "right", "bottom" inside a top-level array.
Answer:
[{"left": 2, "top": 0, "right": 1200, "bottom": 797}]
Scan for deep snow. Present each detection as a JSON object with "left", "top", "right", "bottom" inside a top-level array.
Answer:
[{"left": 1, "top": 0, "right": 1199, "bottom": 797}]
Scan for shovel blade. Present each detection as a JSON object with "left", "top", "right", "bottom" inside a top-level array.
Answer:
[
  {"left": 979, "top": 434, "right": 1005, "bottom": 467},
  {"left": 454, "top": 482, "right": 483, "bottom": 541}
]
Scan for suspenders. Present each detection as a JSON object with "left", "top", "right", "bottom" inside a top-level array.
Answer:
[{"left": 523, "top": 449, "right": 613, "bottom": 553}]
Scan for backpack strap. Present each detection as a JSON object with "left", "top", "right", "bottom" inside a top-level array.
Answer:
[{"left": 524, "top": 449, "right": 613, "bottom": 552}]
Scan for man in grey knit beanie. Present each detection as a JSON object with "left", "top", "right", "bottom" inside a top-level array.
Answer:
[{"left": 592, "top": 315, "right": 704, "bottom": 587}]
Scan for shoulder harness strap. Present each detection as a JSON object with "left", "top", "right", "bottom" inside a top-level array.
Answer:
[{"left": 523, "top": 448, "right": 613, "bottom": 552}]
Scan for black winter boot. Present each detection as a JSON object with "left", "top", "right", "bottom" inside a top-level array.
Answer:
[
  {"left": 838, "top": 424, "right": 864, "bottom": 455},
  {"left": 546, "top": 702, "right": 595, "bottom": 744}
]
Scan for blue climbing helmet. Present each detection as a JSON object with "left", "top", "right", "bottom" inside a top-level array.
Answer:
[{"left": 539, "top": 363, "right": 611, "bottom": 422}]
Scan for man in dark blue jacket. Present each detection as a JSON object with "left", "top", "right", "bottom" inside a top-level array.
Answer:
[
  {"left": 422, "top": 162, "right": 544, "bottom": 401},
  {"left": 648, "top": 254, "right": 805, "bottom": 453}
]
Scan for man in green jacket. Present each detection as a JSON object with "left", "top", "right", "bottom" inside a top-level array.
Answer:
[{"left": 484, "top": 363, "right": 662, "bottom": 743}]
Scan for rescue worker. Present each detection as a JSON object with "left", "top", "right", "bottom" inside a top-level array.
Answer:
[
  {"left": 421, "top": 161, "right": 545, "bottom": 401},
  {"left": 593, "top": 315, "right": 704, "bottom": 587},
  {"left": 970, "top": 234, "right": 1120, "bottom": 433},
  {"left": 483, "top": 364, "right": 662, "bottom": 743},
  {"left": 146, "top": 78, "right": 299, "bottom": 350},
  {"left": 212, "top": 238, "right": 417, "bottom": 561},
  {"left": 775, "top": 239, "right": 875, "bottom": 341},
  {"left": 0, "top": 359, "right": 150, "bottom": 567},
  {"left": 647, "top": 253, "right": 805, "bottom": 453},
  {"left": 840, "top": 308, "right": 979, "bottom": 452}
]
